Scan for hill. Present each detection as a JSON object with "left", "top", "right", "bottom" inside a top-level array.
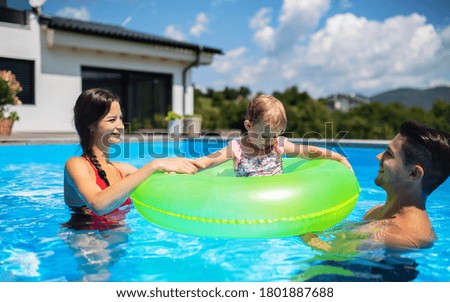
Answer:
[{"left": 370, "top": 86, "right": 450, "bottom": 110}]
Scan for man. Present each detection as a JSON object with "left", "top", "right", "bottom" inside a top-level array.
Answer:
[
  {"left": 302, "top": 120, "right": 450, "bottom": 251},
  {"left": 363, "top": 120, "right": 450, "bottom": 249}
]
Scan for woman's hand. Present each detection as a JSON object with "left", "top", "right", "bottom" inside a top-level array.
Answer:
[{"left": 152, "top": 158, "right": 202, "bottom": 174}]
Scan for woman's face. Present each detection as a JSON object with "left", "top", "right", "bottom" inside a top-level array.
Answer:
[{"left": 92, "top": 101, "right": 124, "bottom": 147}]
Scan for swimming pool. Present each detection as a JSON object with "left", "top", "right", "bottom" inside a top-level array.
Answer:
[{"left": 0, "top": 140, "right": 449, "bottom": 281}]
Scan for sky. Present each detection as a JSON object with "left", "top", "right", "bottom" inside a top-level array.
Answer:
[{"left": 25, "top": 0, "right": 450, "bottom": 98}]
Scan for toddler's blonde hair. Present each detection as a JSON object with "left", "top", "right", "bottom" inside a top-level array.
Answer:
[{"left": 245, "top": 95, "right": 287, "bottom": 129}]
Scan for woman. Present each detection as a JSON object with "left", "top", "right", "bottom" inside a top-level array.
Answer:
[{"left": 64, "top": 88, "right": 199, "bottom": 229}]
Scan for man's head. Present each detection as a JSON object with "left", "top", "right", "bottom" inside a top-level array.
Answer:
[
  {"left": 399, "top": 120, "right": 450, "bottom": 195},
  {"left": 375, "top": 121, "right": 450, "bottom": 195}
]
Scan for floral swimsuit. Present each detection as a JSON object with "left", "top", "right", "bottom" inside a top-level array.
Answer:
[{"left": 231, "top": 138, "right": 284, "bottom": 177}]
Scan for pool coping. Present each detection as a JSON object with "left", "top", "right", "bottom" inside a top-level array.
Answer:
[{"left": 0, "top": 132, "right": 389, "bottom": 148}]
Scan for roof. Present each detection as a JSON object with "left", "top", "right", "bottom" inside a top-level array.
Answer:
[{"left": 38, "top": 15, "right": 223, "bottom": 55}]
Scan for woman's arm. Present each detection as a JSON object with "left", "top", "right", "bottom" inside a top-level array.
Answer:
[
  {"left": 113, "top": 162, "right": 138, "bottom": 177},
  {"left": 193, "top": 144, "right": 233, "bottom": 170},
  {"left": 283, "top": 139, "right": 353, "bottom": 171},
  {"left": 64, "top": 157, "right": 199, "bottom": 216}
]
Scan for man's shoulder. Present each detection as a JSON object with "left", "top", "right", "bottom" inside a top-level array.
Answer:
[
  {"left": 366, "top": 207, "right": 436, "bottom": 249},
  {"left": 379, "top": 220, "right": 435, "bottom": 249},
  {"left": 363, "top": 205, "right": 384, "bottom": 220}
]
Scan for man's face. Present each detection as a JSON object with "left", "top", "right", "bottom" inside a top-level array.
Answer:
[{"left": 374, "top": 134, "right": 412, "bottom": 191}]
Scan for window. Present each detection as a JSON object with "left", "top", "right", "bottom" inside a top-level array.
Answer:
[
  {"left": 0, "top": 57, "right": 35, "bottom": 104},
  {"left": 0, "top": 6, "right": 29, "bottom": 25},
  {"left": 81, "top": 67, "right": 172, "bottom": 131}
]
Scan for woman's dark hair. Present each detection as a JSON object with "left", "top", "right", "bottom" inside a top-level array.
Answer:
[
  {"left": 400, "top": 120, "right": 450, "bottom": 194},
  {"left": 74, "top": 88, "right": 119, "bottom": 186}
]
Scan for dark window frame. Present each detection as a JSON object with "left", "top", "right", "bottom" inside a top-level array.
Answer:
[
  {"left": 0, "top": 6, "right": 29, "bottom": 25},
  {"left": 0, "top": 57, "right": 35, "bottom": 105},
  {"left": 81, "top": 66, "right": 173, "bottom": 129}
]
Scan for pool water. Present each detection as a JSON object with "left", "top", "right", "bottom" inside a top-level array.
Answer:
[{"left": 0, "top": 141, "right": 449, "bottom": 281}]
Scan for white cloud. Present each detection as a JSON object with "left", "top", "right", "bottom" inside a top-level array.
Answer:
[
  {"left": 276, "top": 0, "right": 330, "bottom": 53},
  {"left": 250, "top": 7, "right": 272, "bottom": 29},
  {"left": 441, "top": 25, "right": 450, "bottom": 45},
  {"left": 298, "top": 13, "right": 444, "bottom": 95},
  {"left": 225, "top": 0, "right": 331, "bottom": 91},
  {"left": 250, "top": 0, "right": 330, "bottom": 54},
  {"left": 253, "top": 26, "right": 276, "bottom": 52},
  {"left": 164, "top": 25, "right": 185, "bottom": 41},
  {"left": 429, "top": 78, "right": 450, "bottom": 87},
  {"left": 121, "top": 16, "right": 132, "bottom": 27},
  {"left": 281, "top": 61, "right": 299, "bottom": 80},
  {"left": 250, "top": 8, "right": 275, "bottom": 51},
  {"left": 217, "top": 8, "right": 449, "bottom": 98},
  {"left": 339, "top": 0, "right": 352, "bottom": 9},
  {"left": 279, "top": 0, "right": 329, "bottom": 25},
  {"left": 55, "top": 6, "right": 90, "bottom": 21},
  {"left": 190, "top": 12, "right": 209, "bottom": 37},
  {"left": 212, "top": 47, "right": 247, "bottom": 73},
  {"left": 233, "top": 58, "right": 271, "bottom": 86}
]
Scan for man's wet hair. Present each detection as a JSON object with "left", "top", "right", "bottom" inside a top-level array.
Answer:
[{"left": 400, "top": 120, "right": 450, "bottom": 194}]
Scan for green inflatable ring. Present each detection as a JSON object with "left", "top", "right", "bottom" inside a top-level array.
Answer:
[{"left": 131, "top": 158, "right": 360, "bottom": 238}]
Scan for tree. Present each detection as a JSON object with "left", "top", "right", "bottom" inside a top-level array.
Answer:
[
  {"left": 238, "top": 86, "right": 251, "bottom": 98},
  {"left": 223, "top": 86, "right": 239, "bottom": 100},
  {"left": 194, "top": 86, "right": 449, "bottom": 139}
]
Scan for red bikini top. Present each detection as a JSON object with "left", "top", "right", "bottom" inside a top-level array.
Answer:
[{"left": 84, "top": 157, "right": 131, "bottom": 229}]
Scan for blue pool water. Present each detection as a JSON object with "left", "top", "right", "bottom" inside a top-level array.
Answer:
[{"left": 0, "top": 141, "right": 449, "bottom": 281}]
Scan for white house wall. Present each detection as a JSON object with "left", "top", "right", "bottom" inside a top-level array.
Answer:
[
  {"left": 1, "top": 14, "right": 208, "bottom": 133},
  {"left": 35, "top": 41, "right": 188, "bottom": 133}
]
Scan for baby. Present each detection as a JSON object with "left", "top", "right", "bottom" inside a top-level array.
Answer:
[{"left": 194, "top": 95, "right": 352, "bottom": 176}]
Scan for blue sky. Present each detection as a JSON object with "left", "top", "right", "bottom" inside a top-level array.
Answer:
[{"left": 31, "top": 0, "right": 450, "bottom": 97}]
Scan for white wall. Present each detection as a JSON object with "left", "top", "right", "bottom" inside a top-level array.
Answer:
[
  {"left": 1, "top": 13, "right": 211, "bottom": 133},
  {"left": 1, "top": 14, "right": 42, "bottom": 131},
  {"left": 31, "top": 43, "right": 188, "bottom": 133}
]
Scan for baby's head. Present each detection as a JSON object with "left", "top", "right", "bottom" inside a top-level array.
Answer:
[
  {"left": 244, "top": 95, "right": 287, "bottom": 149},
  {"left": 245, "top": 95, "right": 287, "bottom": 129}
]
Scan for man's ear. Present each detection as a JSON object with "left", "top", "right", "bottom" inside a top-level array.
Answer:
[
  {"left": 410, "top": 165, "right": 424, "bottom": 180},
  {"left": 244, "top": 120, "right": 252, "bottom": 131}
]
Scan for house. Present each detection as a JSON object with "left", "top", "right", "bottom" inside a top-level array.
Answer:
[
  {"left": 326, "top": 93, "right": 370, "bottom": 112},
  {"left": 0, "top": 2, "right": 222, "bottom": 132}
]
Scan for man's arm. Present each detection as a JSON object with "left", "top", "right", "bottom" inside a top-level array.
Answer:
[
  {"left": 300, "top": 233, "right": 332, "bottom": 252},
  {"left": 371, "top": 224, "right": 422, "bottom": 250}
]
